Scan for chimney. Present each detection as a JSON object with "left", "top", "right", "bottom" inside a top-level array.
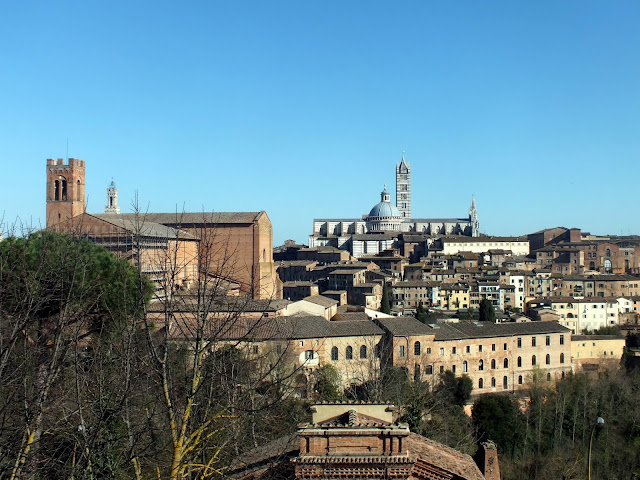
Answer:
[{"left": 474, "top": 441, "right": 500, "bottom": 480}]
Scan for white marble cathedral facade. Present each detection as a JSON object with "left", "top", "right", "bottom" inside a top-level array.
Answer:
[{"left": 309, "top": 155, "right": 479, "bottom": 257}]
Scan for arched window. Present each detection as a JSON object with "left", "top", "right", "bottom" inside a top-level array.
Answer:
[
  {"left": 414, "top": 341, "right": 421, "bottom": 356},
  {"left": 503, "top": 376, "right": 508, "bottom": 389},
  {"left": 346, "top": 346, "right": 353, "bottom": 360},
  {"left": 76, "top": 179, "right": 81, "bottom": 201},
  {"left": 518, "top": 375, "right": 523, "bottom": 385},
  {"left": 331, "top": 346, "right": 338, "bottom": 361},
  {"left": 546, "top": 372, "right": 552, "bottom": 382},
  {"left": 491, "top": 377, "right": 496, "bottom": 388},
  {"left": 504, "top": 358, "right": 509, "bottom": 368},
  {"left": 54, "top": 180, "right": 60, "bottom": 200},
  {"left": 491, "top": 359, "right": 496, "bottom": 369},
  {"left": 478, "top": 378, "right": 484, "bottom": 389},
  {"left": 560, "top": 353, "right": 565, "bottom": 364},
  {"left": 360, "top": 345, "right": 367, "bottom": 359},
  {"left": 479, "top": 359, "right": 484, "bottom": 371},
  {"left": 517, "top": 356, "right": 522, "bottom": 368},
  {"left": 463, "top": 361, "right": 468, "bottom": 373},
  {"left": 545, "top": 354, "right": 551, "bottom": 365},
  {"left": 532, "top": 355, "right": 537, "bottom": 366}
]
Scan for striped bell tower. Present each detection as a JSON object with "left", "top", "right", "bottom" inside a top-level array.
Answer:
[{"left": 395, "top": 153, "right": 411, "bottom": 218}]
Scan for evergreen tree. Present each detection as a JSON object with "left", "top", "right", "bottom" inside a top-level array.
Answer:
[{"left": 479, "top": 298, "right": 496, "bottom": 323}]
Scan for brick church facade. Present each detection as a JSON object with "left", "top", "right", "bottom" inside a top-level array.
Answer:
[{"left": 45, "top": 157, "right": 281, "bottom": 300}]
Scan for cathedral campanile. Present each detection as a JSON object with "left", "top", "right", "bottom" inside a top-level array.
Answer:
[{"left": 395, "top": 154, "right": 411, "bottom": 218}]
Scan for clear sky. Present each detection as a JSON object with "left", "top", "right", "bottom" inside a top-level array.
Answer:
[{"left": 1, "top": 1, "right": 639, "bottom": 245}]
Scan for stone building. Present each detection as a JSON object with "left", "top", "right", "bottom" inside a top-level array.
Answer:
[
  {"left": 392, "top": 280, "right": 441, "bottom": 310},
  {"left": 282, "top": 282, "right": 319, "bottom": 302},
  {"left": 571, "top": 335, "right": 626, "bottom": 372},
  {"left": 526, "top": 297, "right": 620, "bottom": 334},
  {"left": 373, "top": 317, "right": 572, "bottom": 393}
]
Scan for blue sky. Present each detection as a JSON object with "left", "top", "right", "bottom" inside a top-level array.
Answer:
[{"left": 1, "top": 1, "right": 638, "bottom": 245}]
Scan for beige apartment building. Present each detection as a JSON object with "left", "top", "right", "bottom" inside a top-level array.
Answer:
[
  {"left": 435, "top": 236, "right": 529, "bottom": 256},
  {"left": 526, "top": 297, "right": 620, "bottom": 333},
  {"left": 167, "top": 310, "right": 583, "bottom": 399},
  {"left": 391, "top": 280, "right": 440, "bottom": 309},
  {"left": 374, "top": 317, "right": 572, "bottom": 394},
  {"left": 571, "top": 335, "right": 626, "bottom": 372},
  {"left": 440, "top": 283, "right": 471, "bottom": 310}
]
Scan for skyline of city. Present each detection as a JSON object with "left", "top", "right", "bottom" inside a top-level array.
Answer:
[{"left": 1, "top": 1, "right": 639, "bottom": 245}]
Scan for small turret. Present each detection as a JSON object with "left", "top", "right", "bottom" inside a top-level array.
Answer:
[{"left": 105, "top": 180, "right": 121, "bottom": 214}]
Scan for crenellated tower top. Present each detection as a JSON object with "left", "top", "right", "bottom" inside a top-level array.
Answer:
[{"left": 46, "top": 158, "right": 86, "bottom": 227}]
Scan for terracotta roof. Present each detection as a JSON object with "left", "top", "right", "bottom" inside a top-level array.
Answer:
[
  {"left": 441, "top": 235, "right": 528, "bottom": 243},
  {"left": 333, "top": 311, "right": 371, "bottom": 321},
  {"left": 278, "top": 260, "right": 317, "bottom": 267},
  {"left": 140, "top": 211, "right": 263, "bottom": 225},
  {"left": 302, "top": 295, "right": 338, "bottom": 307},
  {"left": 167, "top": 315, "right": 385, "bottom": 341},
  {"left": 90, "top": 214, "right": 198, "bottom": 239},
  {"left": 226, "top": 430, "right": 484, "bottom": 480},
  {"left": 393, "top": 281, "right": 441, "bottom": 288},
  {"left": 283, "top": 281, "right": 316, "bottom": 287},
  {"left": 330, "top": 268, "right": 367, "bottom": 275},
  {"left": 374, "top": 316, "right": 436, "bottom": 336},
  {"left": 146, "top": 296, "right": 291, "bottom": 313},
  {"left": 406, "top": 433, "right": 485, "bottom": 480},
  {"left": 427, "top": 321, "right": 571, "bottom": 341}
]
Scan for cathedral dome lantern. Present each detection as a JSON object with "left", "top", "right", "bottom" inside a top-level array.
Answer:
[{"left": 367, "top": 184, "right": 402, "bottom": 232}]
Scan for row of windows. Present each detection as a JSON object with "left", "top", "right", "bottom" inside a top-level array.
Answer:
[
  {"left": 417, "top": 353, "right": 565, "bottom": 375},
  {"left": 477, "top": 377, "right": 509, "bottom": 389},
  {"left": 330, "top": 345, "right": 371, "bottom": 361},
  {"left": 401, "top": 335, "right": 565, "bottom": 358},
  {"left": 475, "top": 371, "right": 560, "bottom": 389}
]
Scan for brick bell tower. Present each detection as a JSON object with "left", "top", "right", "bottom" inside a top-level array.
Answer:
[{"left": 46, "top": 158, "right": 86, "bottom": 227}]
